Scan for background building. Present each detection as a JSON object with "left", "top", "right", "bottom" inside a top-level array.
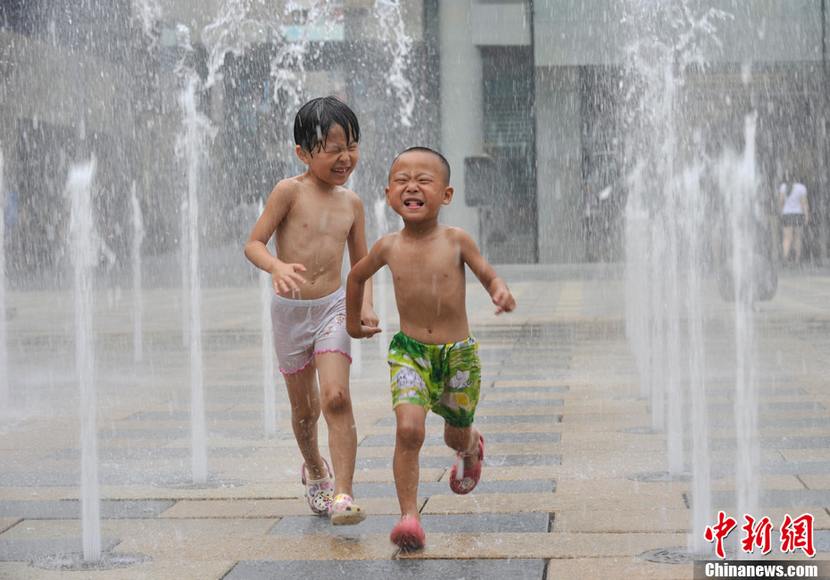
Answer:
[{"left": 0, "top": 0, "right": 827, "bottom": 273}]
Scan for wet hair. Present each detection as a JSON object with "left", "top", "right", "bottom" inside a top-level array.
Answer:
[
  {"left": 392, "top": 146, "right": 451, "bottom": 183},
  {"left": 293, "top": 96, "right": 360, "bottom": 153}
]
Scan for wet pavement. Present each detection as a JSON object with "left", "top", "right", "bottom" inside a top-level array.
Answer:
[{"left": 0, "top": 264, "right": 828, "bottom": 578}]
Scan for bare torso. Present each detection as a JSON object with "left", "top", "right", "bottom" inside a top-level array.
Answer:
[
  {"left": 274, "top": 175, "right": 357, "bottom": 299},
  {"left": 384, "top": 226, "right": 470, "bottom": 344}
]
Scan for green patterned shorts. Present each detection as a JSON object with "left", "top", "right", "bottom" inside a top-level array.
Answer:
[{"left": 388, "top": 331, "right": 481, "bottom": 428}]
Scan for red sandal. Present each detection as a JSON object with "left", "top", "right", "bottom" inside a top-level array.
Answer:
[
  {"left": 449, "top": 433, "right": 484, "bottom": 495},
  {"left": 390, "top": 515, "right": 425, "bottom": 551}
]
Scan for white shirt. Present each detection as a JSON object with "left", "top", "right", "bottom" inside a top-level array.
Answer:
[{"left": 779, "top": 182, "right": 807, "bottom": 215}]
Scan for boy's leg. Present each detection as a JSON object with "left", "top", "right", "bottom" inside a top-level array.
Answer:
[
  {"left": 444, "top": 423, "right": 482, "bottom": 473},
  {"left": 283, "top": 364, "right": 327, "bottom": 480},
  {"left": 394, "top": 403, "right": 427, "bottom": 518},
  {"left": 314, "top": 352, "right": 356, "bottom": 497}
]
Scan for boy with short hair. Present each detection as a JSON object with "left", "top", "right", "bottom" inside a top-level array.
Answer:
[
  {"left": 346, "top": 146, "right": 516, "bottom": 549},
  {"left": 245, "top": 96, "right": 376, "bottom": 525}
]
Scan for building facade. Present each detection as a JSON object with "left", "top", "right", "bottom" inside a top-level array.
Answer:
[{"left": 1, "top": 0, "right": 827, "bottom": 272}]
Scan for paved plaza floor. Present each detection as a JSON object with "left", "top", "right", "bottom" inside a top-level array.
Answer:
[{"left": 0, "top": 264, "right": 828, "bottom": 579}]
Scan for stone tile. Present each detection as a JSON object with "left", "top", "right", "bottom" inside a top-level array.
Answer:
[
  {"left": 226, "top": 558, "right": 547, "bottom": 580},
  {"left": 553, "top": 452, "right": 666, "bottom": 479},
  {"left": 481, "top": 442, "right": 563, "bottom": 455},
  {"left": 485, "top": 390, "right": 569, "bottom": 401},
  {"left": 483, "top": 466, "right": 560, "bottom": 481},
  {"left": 478, "top": 407, "right": 566, "bottom": 419},
  {"left": 353, "top": 468, "right": 444, "bottom": 483},
  {"left": 0, "top": 472, "right": 82, "bottom": 488},
  {"left": 118, "top": 530, "right": 396, "bottom": 562},
  {"left": 423, "top": 493, "right": 558, "bottom": 515},
  {"left": 0, "top": 537, "right": 120, "bottom": 562},
  {"left": 708, "top": 476, "right": 806, "bottom": 492},
  {"left": 1, "top": 516, "right": 385, "bottom": 564},
  {"left": 271, "top": 513, "right": 549, "bottom": 535},
  {"left": 46, "top": 446, "right": 259, "bottom": 461},
  {"left": 160, "top": 497, "right": 413, "bottom": 519},
  {"left": 0, "top": 499, "right": 174, "bottom": 519},
  {"left": 555, "top": 479, "right": 686, "bottom": 509},
  {"left": 0, "top": 518, "right": 20, "bottom": 535},
  {"left": 799, "top": 475, "right": 830, "bottom": 489},
  {"left": 780, "top": 449, "right": 830, "bottom": 462},
  {"left": 761, "top": 461, "right": 830, "bottom": 476},
  {"left": 478, "top": 398, "right": 563, "bottom": 409},
  {"left": 397, "top": 532, "right": 688, "bottom": 559},
  {"left": 353, "top": 479, "right": 554, "bottom": 498},
  {"left": 710, "top": 489, "right": 830, "bottom": 510},
  {"left": 555, "top": 509, "right": 691, "bottom": 533},
  {"left": 360, "top": 421, "right": 563, "bottom": 437},
  {"left": 712, "top": 436, "right": 830, "bottom": 450},
  {"left": 0, "top": 561, "right": 237, "bottom": 580},
  {"left": 562, "top": 400, "right": 649, "bottom": 414},
  {"left": 488, "top": 386, "right": 570, "bottom": 394},
  {"left": 493, "top": 379, "right": 571, "bottom": 388},
  {"left": 477, "top": 414, "right": 563, "bottom": 424},
  {"left": 123, "top": 410, "right": 261, "bottom": 421},
  {"left": 560, "top": 432, "right": 666, "bottom": 452},
  {"left": 355, "top": 453, "right": 560, "bottom": 470},
  {"left": 546, "top": 557, "right": 693, "bottom": 580},
  {"left": 359, "top": 431, "right": 560, "bottom": 447}
]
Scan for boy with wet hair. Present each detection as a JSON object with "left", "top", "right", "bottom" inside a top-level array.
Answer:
[
  {"left": 346, "top": 146, "right": 516, "bottom": 549},
  {"left": 245, "top": 96, "right": 376, "bottom": 525}
]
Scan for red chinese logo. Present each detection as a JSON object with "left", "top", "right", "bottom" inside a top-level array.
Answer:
[
  {"left": 704, "top": 511, "right": 737, "bottom": 558},
  {"left": 741, "top": 515, "right": 773, "bottom": 555},
  {"left": 780, "top": 513, "right": 815, "bottom": 558},
  {"left": 705, "top": 511, "right": 815, "bottom": 559}
]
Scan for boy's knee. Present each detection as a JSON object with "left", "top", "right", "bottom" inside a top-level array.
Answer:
[
  {"left": 396, "top": 421, "right": 425, "bottom": 449},
  {"left": 291, "top": 405, "right": 319, "bottom": 427},
  {"left": 321, "top": 386, "right": 351, "bottom": 415}
]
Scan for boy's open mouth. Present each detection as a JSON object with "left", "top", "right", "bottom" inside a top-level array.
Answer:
[{"left": 403, "top": 197, "right": 424, "bottom": 208}]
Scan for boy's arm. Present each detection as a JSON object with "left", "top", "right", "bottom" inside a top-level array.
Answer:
[
  {"left": 244, "top": 181, "right": 307, "bottom": 293},
  {"left": 346, "top": 238, "right": 388, "bottom": 338},
  {"left": 346, "top": 194, "right": 377, "bottom": 325},
  {"left": 454, "top": 228, "right": 516, "bottom": 314}
]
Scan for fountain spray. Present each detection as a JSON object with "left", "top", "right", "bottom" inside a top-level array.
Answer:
[{"left": 66, "top": 160, "right": 102, "bottom": 561}]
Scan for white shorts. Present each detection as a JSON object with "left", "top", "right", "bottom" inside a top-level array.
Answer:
[{"left": 271, "top": 287, "right": 352, "bottom": 375}]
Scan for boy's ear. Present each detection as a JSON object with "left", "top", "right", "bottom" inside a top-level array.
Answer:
[
  {"left": 295, "top": 144, "right": 310, "bottom": 165},
  {"left": 442, "top": 186, "right": 454, "bottom": 205}
]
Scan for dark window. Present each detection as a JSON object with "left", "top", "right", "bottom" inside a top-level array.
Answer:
[
  {"left": 480, "top": 45, "right": 537, "bottom": 263},
  {"left": 0, "top": 0, "right": 42, "bottom": 36}
]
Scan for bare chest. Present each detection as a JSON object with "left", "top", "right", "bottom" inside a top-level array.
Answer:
[
  {"left": 286, "top": 196, "right": 353, "bottom": 241},
  {"left": 387, "top": 243, "right": 465, "bottom": 294}
]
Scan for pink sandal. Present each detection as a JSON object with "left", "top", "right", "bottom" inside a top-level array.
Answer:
[
  {"left": 301, "top": 460, "right": 334, "bottom": 515},
  {"left": 449, "top": 433, "right": 484, "bottom": 495},
  {"left": 390, "top": 515, "right": 425, "bottom": 551}
]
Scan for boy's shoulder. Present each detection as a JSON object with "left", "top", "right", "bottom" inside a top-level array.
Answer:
[
  {"left": 338, "top": 186, "right": 363, "bottom": 206},
  {"left": 442, "top": 225, "right": 473, "bottom": 244},
  {"left": 269, "top": 175, "right": 303, "bottom": 199}
]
